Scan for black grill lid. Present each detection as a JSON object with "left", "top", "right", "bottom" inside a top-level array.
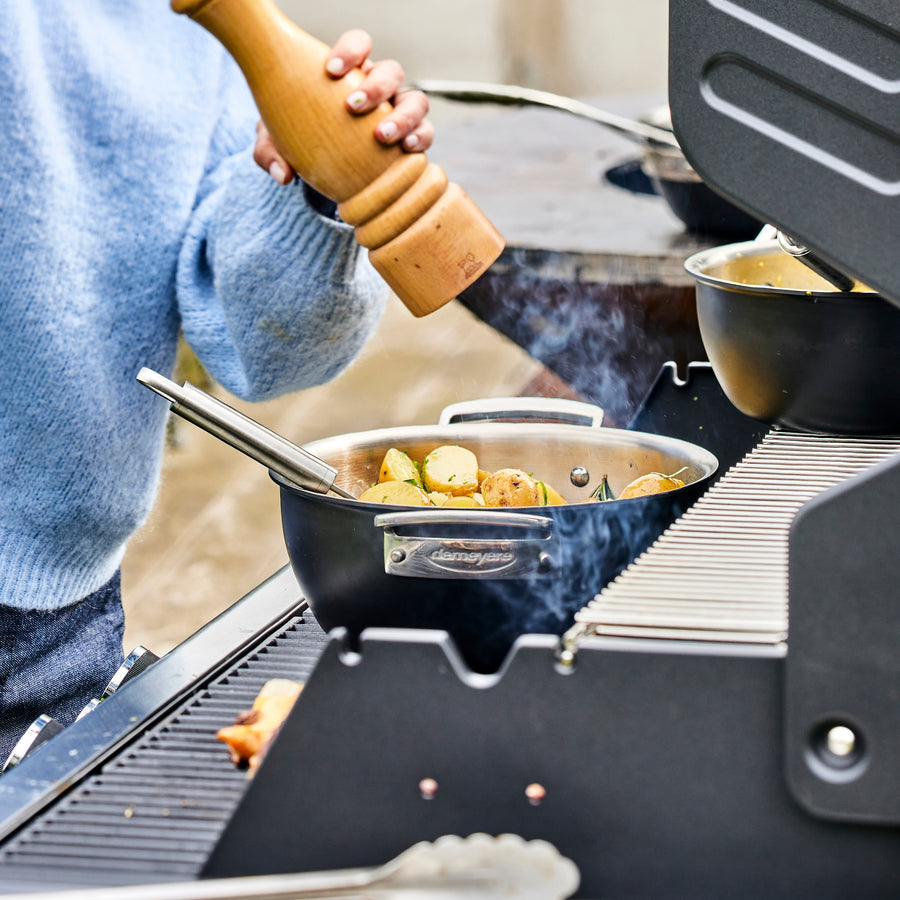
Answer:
[{"left": 668, "top": 0, "right": 899, "bottom": 305}]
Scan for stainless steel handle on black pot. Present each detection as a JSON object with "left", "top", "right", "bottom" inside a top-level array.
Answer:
[
  {"left": 776, "top": 231, "right": 858, "bottom": 293},
  {"left": 136, "top": 368, "right": 352, "bottom": 498},
  {"left": 376, "top": 510, "right": 558, "bottom": 580},
  {"left": 414, "top": 79, "right": 681, "bottom": 149},
  {"left": 755, "top": 225, "right": 858, "bottom": 293},
  {"left": 438, "top": 397, "right": 604, "bottom": 427}
]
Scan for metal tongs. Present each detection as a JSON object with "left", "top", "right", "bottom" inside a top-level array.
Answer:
[
  {"left": 0, "top": 833, "right": 581, "bottom": 899},
  {"left": 136, "top": 368, "right": 354, "bottom": 499}
]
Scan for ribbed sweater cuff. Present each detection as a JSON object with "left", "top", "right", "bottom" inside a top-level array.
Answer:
[
  {"left": 0, "top": 526, "right": 123, "bottom": 611},
  {"left": 240, "top": 173, "right": 361, "bottom": 285}
]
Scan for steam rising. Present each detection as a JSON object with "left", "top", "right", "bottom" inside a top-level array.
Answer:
[{"left": 451, "top": 492, "right": 688, "bottom": 674}]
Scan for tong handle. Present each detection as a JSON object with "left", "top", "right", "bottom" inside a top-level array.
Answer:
[{"left": 137, "top": 368, "right": 347, "bottom": 497}]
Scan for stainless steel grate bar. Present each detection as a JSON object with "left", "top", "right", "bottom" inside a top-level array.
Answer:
[{"left": 572, "top": 429, "right": 900, "bottom": 644}]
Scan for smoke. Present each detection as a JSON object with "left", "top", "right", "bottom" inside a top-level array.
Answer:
[{"left": 459, "top": 247, "right": 705, "bottom": 427}]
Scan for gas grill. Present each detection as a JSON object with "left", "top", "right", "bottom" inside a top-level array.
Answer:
[
  {"left": 1, "top": 1, "right": 899, "bottom": 896},
  {"left": 1, "top": 368, "right": 898, "bottom": 897}
]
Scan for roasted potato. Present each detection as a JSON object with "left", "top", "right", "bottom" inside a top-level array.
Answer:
[
  {"left": 354, "top": 444, "right": 685, "bottom": 509},
  {"left": 444, "top": 495, "right": 481, "bottom": 507},
  {"left": 481, "top": 468, "right": 540, "bottom": 507},
  {"left": 618, "top": 471, "right": 685, "bottom": 499},
  {"left": 378, "top": 447, "right": 422, "bottom": 487},
  {"left": 421, "top": 445, "right": 479, "bottom": 496},
  {"left": 536, "top": 480, "right": 568, "bottom": 505},
  {"left": 358, "top": 480, "right": 432, "bottom": 506}
]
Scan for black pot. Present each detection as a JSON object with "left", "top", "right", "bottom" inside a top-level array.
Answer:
[
  {"left": 277, "top": 418, "right": 718, "bottom": 672},
  {"left": 637, "top": 105, "right": 762, "bottom": 240},
  {"left": 640, "top": 144, "right": 763, "bottom": 239},
  {"left": 685, "top": 240, "right": 900, "bottom": 434}
]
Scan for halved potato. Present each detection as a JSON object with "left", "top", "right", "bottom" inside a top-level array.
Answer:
[
  {"left": 358, "top": 481, "right": 432, "bottom": 506},
  {"left": 444, "top": 495, "right": 481, "bottom": 507},
  {"left": 378, "top": 447, "right": 422, "bottom": 487},
  {"left": 481, "top": 468, "right": 540, "bottom": 507},
  {"left": 421, "top": 445, "right": 479, "bottom": 496}
]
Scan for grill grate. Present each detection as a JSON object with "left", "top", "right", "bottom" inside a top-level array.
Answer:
[
  {"left": 571, "top": 430, "right": 900, "bottom": 644},
  {"left": 0, "top": 615, "right": 327, "bottom": 889}
]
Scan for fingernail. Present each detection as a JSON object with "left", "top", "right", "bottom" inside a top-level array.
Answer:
[
  {"left": 325, "top": 57, "right": 345, "bottom": 76},
  {"left": 378, "top": 120, "right": 398, "bottom": 141},
  {"left": 346, "top": 90, "right": 367, "bottom": 110},
  {"left": 268, "top": 161, "right": 287, "bottom": 184},
  {"left": 403, "top": 133, "right": 420, "bottom": 151}
]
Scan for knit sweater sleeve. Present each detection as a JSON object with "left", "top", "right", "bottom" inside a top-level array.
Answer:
[{"left": 173, "top": 65, "right": 388, "bottom": 402}]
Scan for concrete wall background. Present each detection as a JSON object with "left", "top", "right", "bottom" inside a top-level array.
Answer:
[{"left": 276, "top": 0, "right": 670, "bottom": 98}]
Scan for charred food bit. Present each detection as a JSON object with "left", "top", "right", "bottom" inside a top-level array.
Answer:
[{"left": 217, "top": 678, "right": 303, "bottom": 773}]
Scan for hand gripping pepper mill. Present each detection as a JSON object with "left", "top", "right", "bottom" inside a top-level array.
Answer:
[{"left": 171, "top": 0, "right": 505, "bottom": 317}]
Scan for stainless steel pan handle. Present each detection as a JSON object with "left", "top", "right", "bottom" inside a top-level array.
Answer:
[
  {"left": 375, "top": 509, "right": 558, "bottom": 580},
  {"left": 438, "top": 397, "right": 604, "bottom": 427}
]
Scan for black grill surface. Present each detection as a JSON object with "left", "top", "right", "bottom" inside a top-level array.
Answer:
[{"left": 0, "top": 614, "right": 327, "bottom": 891}]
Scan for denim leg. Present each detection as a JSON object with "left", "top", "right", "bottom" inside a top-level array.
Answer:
[{"left": 0, "top": 572, "right": 125, "bottom": 763}]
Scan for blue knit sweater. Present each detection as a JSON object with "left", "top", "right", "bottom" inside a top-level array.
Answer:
[{"left": 0, "top": 2, "right": 387, "bottom": 611}]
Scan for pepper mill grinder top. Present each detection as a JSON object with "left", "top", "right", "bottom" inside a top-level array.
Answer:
[{"left": 171, "top": 0, "right": 505, "bottom": 317}]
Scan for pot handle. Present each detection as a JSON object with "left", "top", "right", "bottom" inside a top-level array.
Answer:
[
  {"left": 438, "top": 397, "right": 604, "bottom": 428},
  {"left": 374, "top": 510, "right": 559, "bottom": 580}
]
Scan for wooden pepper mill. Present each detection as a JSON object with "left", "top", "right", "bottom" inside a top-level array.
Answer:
[{"left": 171, "top": 0, "right": 505, "bottom": 317}]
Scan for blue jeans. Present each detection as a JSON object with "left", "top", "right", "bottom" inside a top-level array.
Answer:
[{"left": 0, "top": 572, "right": 125, "bottom": 763}]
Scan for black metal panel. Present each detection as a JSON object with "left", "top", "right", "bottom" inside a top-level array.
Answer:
[
  {"left": 668, "top": 0, "right": 900, "bottom": 305},
  {"left": 786, "top": 450, "right": 900, "bottom": 823},
  {"left": 205, "top": 632, "right": 900, "bottom": 898}
]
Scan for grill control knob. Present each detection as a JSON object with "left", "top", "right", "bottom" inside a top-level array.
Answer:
[
  {"left": 101, "top": 646, "right": 160, "bottom": 700},
  {"left": 2, "top": 715, "right": 65, "bottom": 773}
]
